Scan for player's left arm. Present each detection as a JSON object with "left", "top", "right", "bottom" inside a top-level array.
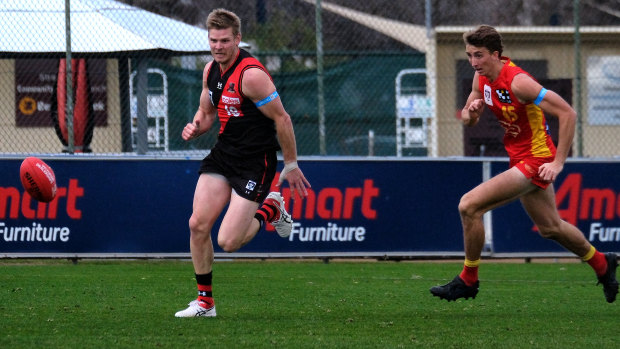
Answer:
[
  {"left": 512, "top": 73, "right": 577, "bottom": 182},
  {"left": 241, "top": 67, "right": 311, "bottom": 199}
]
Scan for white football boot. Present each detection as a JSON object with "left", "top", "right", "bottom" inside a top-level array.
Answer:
[
  {"left": 264, "top": 192, "right": 293, "bottom": 238},
  {"left": 174, "top": 300, "right": 216, "bottom": 318}
]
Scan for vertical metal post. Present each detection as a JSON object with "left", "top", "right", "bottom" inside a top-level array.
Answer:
[
  {"left": 425, "top": 0, "right": 431, "bottom": 38},
  {"left": 315, "top": 0, "right": 326, "bottom": 155},
  {"left": 574, "top": 0, "right": 583, "bottom": 157},
  {"left": 425, "top": 0, "right": 438, "bottom": 157},
  {"left": 119, "top": 57, "right": 133, "bottom": 152},
  {"left": 65, "top": 0, "right": 74, "bottom": 153},
  {"left": 136, "top": 59, "right": 148, "bottom": 154},
  {"left": 482, "top": 160, "right": 493, "bottom": 251}
]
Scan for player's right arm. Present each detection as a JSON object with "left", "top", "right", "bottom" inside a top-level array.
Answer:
[
  {"left": 182, "top": 62, "right": 217, "bottom": 141},
  {"left": 461, "top": 72, "right": 485, "bottom": 127}
]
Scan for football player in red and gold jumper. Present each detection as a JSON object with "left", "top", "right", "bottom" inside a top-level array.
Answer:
[{"left": 430, "top": 25, "right": 618, "bottom": 303}]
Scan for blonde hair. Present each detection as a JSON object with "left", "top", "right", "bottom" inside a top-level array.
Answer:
[{"left": 206, "top": 8, "right": 241, "bottom": 36}]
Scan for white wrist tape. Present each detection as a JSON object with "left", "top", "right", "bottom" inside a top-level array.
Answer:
[
  {"left": 282, "top": 161, "right": 299, "bottom": 174},
  {"left": 281, "top": 161, "right": 298, "bottom": 178}
]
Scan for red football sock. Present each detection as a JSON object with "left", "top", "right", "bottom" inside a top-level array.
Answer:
[
  {"left": 196, "top": 272, "right": 214, "bottom": 308},
  {"left": 582, "top": 246, "right": 608, "bottom": 276},
  {"left": 459, "top": 259, "right": 480, "bottom": 286},
  {"left": 254, "top": 199, "right": 280, "bottom": 230},
  {"left": 258, "top": 200, "right": 279, "bottom": 222}
]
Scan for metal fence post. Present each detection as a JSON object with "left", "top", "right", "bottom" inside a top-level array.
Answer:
[
  {"left": 136, "top": 59, "right": 148, "bottom": 155},
  {"left": 65, "top": 0, "right": 74, "bottom": 153},
  {"left": 574, "top": 0, "right": 583, "bottom": 157},
  {"left": 315, "top": 0, "right": 326, "bottom": 155}
]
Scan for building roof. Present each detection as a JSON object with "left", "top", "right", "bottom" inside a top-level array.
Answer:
[
  {"left": 303, "top": 0, "right": 427, "bottom": 52},
  {"left": 0, "top": 0, "right": 247, "bottom": 57}
]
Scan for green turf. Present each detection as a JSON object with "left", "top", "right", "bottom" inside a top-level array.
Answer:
[{"left": 0, "top": 259, "right": 617, "bottom": 348}]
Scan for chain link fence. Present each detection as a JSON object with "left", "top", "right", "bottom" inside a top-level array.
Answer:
[{"left": 2, "top": 0, "right": 620, "bottom": 157}]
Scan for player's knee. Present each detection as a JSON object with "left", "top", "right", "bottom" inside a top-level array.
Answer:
[
  {"left": 189, "top": 215, "right": 211, "bottom": 241},
  {"left": 458, "top": 194, "right": 480, "bottom": 220},
  {"left": 188, "top": 214, "right": 202, "bottom": 232},
  {"left": 537, "top": 224, "right": 561, "bottom": 240},
  {"left": 535, "top": 218, "right": 564, "bottom": 239},
  {"left": 217, "top": 236, "right": 241, "bottom": 253}
]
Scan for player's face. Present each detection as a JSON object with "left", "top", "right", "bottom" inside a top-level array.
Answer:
[
  {"left": 209, "top": 28, "right": 241, "bottom": 67},
  {"left": 465, "top": 44, "right": 499, "bottom": 78}
]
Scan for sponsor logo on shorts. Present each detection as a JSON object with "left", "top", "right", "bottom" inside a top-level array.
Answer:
[{"left": 245, "top": 180, "right": 256, "bottom": 191}]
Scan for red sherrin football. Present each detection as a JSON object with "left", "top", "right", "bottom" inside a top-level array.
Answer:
[{"left": 19, "top": 157, "right": 57, "bottom": 202}]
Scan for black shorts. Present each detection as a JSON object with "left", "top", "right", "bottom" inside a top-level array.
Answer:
[{"left": 199, "top": 147, "right": 277, "bottom": 202}]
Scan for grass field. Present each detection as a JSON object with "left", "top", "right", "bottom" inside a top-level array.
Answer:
[{"left": 1, "top": 259, "right": 617, "bottom": 348}]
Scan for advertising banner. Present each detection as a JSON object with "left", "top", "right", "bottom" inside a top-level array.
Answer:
[
  {"left": 0, "top": 158, "right": 479, "bottom": 257},
  {"left": 250, "top": 159, "right": 480, "bottom": 255},
  {"left": 491, "top": 160, "right": 620, "bottom": 254},
  {"left": 15, "top": 59, "right": 107, "bottom": 127},
  {"left": 0, "top": 158, "right": 195, "bottom": 254}
]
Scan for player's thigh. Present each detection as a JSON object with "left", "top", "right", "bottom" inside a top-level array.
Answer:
[
  {"left": 462, "top": 167, "right": 534, "bottom": 213},
  {"left": 520, "top": 184, "right": 562, "bottom": 228},
  {"left": 192, "top": 173, "right": 232, "bottom": 224},
  {"left": 218, "top": 193, "right": 260, "bottom": 240}
]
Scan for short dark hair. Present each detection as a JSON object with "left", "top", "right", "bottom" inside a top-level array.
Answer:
[
  {"left": 463, "top": 25, "right": 503, "bottom": 57},
  {"left": 206, "top": 8, "right": 241, "bottom": 36}
]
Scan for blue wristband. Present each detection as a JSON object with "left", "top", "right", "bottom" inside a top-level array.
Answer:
[
  {"left": 255, "top": 91, "right": 279, "bottom": 107},
  {"left": 533, "top": 87, "right": 547, "bottom": 106}
]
